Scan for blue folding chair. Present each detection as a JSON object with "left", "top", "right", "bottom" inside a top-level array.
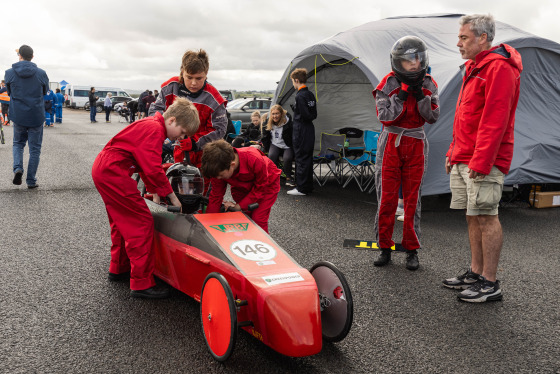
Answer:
[
  {"left": 363, "top": 130, "right": 379, "bottom": 192},
  {"left": 228, "top": 120, "right": 242, "bottom": 139}
]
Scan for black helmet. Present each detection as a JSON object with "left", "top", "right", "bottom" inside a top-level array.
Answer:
[
  {"left": 390, "top": 36, "right": 429, "bottom": 86},
  {"left": 166, "top": 163, "right": 204, "bottom": 214}
]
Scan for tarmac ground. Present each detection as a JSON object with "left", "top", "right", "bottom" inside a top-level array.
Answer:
[{"left": 0, "top": 109, "right": 559, "bottom": 373}]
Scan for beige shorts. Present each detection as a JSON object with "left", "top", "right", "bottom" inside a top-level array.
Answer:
[{"left": 450, "top": 164, "right": 504, "bottom": 216}]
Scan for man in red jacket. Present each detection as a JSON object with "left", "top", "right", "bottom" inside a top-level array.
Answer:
[{"left": 443, "top": 14, "right": 523, "bottom": 302}]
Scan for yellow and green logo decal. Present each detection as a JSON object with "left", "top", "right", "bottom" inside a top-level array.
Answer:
[{"left": 210, "top": 223, "right": 249, "bottom": 233}]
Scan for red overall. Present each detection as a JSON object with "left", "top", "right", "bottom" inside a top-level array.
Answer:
[
  {"left": 373, "top": 72, "right": 439, "bottom": 251},
  {"left": 91, "top": 113, "right": 173, "bottom": 290},
  {"left": 206, "top": 147, "right": 281, "bottom": 233}
]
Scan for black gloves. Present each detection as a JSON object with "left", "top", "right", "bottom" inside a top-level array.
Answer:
[
  {"left": 409, "top": 85, "right": 425, "bottom": 101},
  {"left": 397, "top": 89, "right": 409, "bottom": 101},
  {"left": 398, "top": 82, "right": 426, "bottom": 102}
]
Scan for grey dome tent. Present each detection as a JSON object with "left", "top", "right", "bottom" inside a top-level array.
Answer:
[{"left": 273, "top": 13, "right": 560, "bottom": 195}]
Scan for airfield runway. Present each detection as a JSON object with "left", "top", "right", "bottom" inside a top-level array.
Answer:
[{"left": 0, "top": 109, "right": 558, "bottom": 373}]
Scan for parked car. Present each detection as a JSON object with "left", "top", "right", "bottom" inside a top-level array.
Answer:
[
  {"left": 227, "top": 97, "right": 272, "bottom": 128},
  {"left": 219, "top": 90, "right": 235, "bottom": 102},
  {"left": 84, "top": 96, "right": 133, "bottom": 113}
]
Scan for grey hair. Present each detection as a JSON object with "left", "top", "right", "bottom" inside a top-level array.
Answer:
[{"left": 460, "top": 14, "right": 495, "bottom": 43}]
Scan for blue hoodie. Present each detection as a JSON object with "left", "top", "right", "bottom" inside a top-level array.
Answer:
[{"left": 4, "top": 60, "right": 49, "bottom": 127}]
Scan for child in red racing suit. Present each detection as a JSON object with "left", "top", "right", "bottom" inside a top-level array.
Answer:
[
  {"left": 92, "top": 98, "right": 199, "bottom": 299},
  {"left": 372, "top": 36, "right": 440, "bottom": 270},
  {"left": 201, "top": 139, "right": 281, "bottom": 233}
]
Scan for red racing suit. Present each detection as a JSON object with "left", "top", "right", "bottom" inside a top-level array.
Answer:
[
  {"left": 149, "top": 77, "right": 227, "bottom": 168},
  {"left": 373, "top": 72, "right": 439, "bottom": 251},
  {"left": 91, "top": 112, "right": 173, "bottom": 291},
  {"left": 446, "top": 44, "right": 523, "bottom": 175},
  {"left": 206, "top": 147, "right": 281, "bottom": 233}
]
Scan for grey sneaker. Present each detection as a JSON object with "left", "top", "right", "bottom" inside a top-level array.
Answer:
[
  {"left": 458, "top": 276, "right": 502, "bottom": 303},
  {"left": 443, "top": 269, "right": 480, "bottom": 289}
]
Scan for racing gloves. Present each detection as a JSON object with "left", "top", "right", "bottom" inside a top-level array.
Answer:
[
  {"left": 398, "top": 82, "right": 425, "bottom": 102},
  {"left": 179, "top": 137, "right": 198, "bottom": 152}
]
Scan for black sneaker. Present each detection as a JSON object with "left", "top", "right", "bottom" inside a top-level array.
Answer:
[
  {"left": 131, "top": 285, "right": 170, "bottom": 299},
  {"left": 13, "top": 171, "right": 23, "bottom": 185},
  {"left": 457, "top": 276, "right": 502, "bottom": 302},
  {"left": 108, "top": 271, "right": 130, "bottom": 282},
  {"left": 374, "top": 249, "right": 391, "bottom": 266},
  {"left": 405, "top": 250, "right": 419, "bottom": 270},
  {"left": 286, "top": 179, "right": 296, "bottom": 187},
  {"left": 443, "top": 269, "right": 480, "bottom": 289}
]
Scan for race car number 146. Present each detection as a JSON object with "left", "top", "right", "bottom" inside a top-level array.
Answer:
[{"left": 230, "top": 240, "right": 277, "bottom": 261}]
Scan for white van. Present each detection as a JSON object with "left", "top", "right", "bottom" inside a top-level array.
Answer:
[{"left": 64, "top": 85, "right": 131, "bottom": 109}]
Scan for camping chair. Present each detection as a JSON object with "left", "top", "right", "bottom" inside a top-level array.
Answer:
[
  {"left": 313, "top": 133, "right": 346, "bottom": 186},
  {"left": 362, "top": 130, "right": 380, "bottom": 192},
  {"left": 340, "top": 129, "right": 377, "bottom": 192},
  {"left": 227, "top": 120, "right": 242, "bottom": 140},
  {"left": 337, "top": 127, "right": 365, "bottom": 159}
]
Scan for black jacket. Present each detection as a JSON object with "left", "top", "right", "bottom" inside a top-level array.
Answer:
[
  {"left": 88, "top": 92, "right": 98, "bottom": 106},
  {"left": 293, "top": 87, "right": 317, "bottom": 124}
]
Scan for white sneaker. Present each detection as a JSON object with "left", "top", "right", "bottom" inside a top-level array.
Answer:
[
  {"left": 287, "top": 188, "right": 306, "bottom": 196},
  {"left": 397, "top": 215, "right": 404, "bottom": 222},
  {"left": 395, "top": 206, "right": 404, "bottom": 215}
]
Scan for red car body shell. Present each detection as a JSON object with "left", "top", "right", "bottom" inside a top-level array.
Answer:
[{"left": 148, "top": 202, "right": 322, "bottom": 357}]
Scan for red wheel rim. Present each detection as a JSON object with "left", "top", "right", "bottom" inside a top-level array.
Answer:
[{"left": 201, "top": 277, "right": 233, "bottom": 357}]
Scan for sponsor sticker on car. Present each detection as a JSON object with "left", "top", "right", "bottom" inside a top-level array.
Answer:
[{"left": 262, "top": 272, "right": 305, "bottom": 286}]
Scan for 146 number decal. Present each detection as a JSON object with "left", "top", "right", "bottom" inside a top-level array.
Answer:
[{"left": 230, "top": 240, "right": 277, "bottom": 261}]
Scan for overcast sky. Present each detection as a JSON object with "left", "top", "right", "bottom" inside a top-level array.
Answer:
[{"left": 2, "top": 0, "right": 558, "bottom": 92}]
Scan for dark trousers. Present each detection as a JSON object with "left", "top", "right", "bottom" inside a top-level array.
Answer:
[
  {"left": 90, "top": 106, "right": 96, "bottom": 122},
  {"left": 268, "top": 144, "right": 294, "bottom": 180},
  {"left": 292, "top": 121, "right": 315, "bottom": 193},
  {"left": 105, "top": 107, "right": 111, "bottom": 121}
]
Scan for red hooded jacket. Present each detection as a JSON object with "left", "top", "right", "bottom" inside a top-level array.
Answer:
[{"left": 446, "top": 44, "right": 523, "bottom": 175}]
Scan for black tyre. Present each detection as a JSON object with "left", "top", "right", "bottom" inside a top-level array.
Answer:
[{"left": 310, "top": 261, "right": 354, "bottom": 342}]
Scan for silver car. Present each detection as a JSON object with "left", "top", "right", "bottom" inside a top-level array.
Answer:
[{"left": 227, "top": 98, "right": 272, "bottom": 128}]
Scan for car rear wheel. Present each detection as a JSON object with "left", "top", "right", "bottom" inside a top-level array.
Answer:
[
  {"left": 310, "top": 261, "right": 354, "bottom": 342},
  {"left": 200, "top": 272, "right": 237, "bottom": 361}
]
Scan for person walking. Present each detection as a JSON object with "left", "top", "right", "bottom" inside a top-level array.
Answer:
[
  {"left": 443, "top": 14, "right": 523, "bottom": 302},
  {"left": 89, "top": 87, "right": 98, "bottom": 123},
  {"left": 4, "top": 45, "right": 49, "bottom": 188},
  {"left": 54, "top": 88, "right": 64, "bottom": 123},
  {"left": 43, "top": 89, "right": 55, "bottom": 127},
  {"left": 0, "top": 80, "right": 10, "bottom": 125}
]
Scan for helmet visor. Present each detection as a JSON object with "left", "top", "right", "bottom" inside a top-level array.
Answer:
[
  {"left": 169, "top": 175, "right": 204, "bottom": 196},
  {"left": 392, "top": 50, "right": 429, "bottom": 75}
]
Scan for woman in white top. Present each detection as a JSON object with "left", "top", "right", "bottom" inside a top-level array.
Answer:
[{"left": 262, "top": 104, "right": 294, "bottom": 187}]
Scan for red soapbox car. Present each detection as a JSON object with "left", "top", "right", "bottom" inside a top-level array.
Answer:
[{"left": 141, "top": 168, "right": 354, "bottom": 361}]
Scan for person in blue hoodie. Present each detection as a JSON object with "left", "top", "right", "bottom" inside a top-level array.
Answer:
[{"left": 4, "top": 45, "right": 49, "bottom": 188}]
